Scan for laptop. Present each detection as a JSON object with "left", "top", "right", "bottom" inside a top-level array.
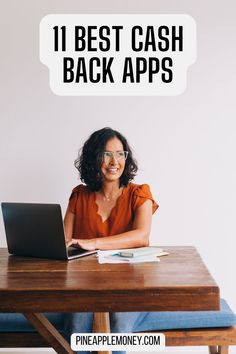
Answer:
[{"left": 1, "top": 202, "right": 97, "bottom": 260}]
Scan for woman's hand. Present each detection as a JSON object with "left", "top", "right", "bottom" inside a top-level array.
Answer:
[{"left": 68, "top": 238, "right": 97, "bottom": 251}]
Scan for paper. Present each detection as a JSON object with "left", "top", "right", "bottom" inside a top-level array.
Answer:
[{"left": 97, "top": 249, "right": 162, "bottom": 264}]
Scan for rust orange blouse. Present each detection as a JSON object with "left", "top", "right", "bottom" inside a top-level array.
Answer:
[{"left": 68, "top": 183, "right": 158, "bottom": 239}]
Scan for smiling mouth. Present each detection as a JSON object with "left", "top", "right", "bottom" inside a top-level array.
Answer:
[{"left": 107, "top": 168, "right": 118, "bottom": 174}]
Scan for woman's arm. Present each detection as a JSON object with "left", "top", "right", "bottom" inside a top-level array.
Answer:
[
  {"left": 68, "top": 199, "right": 153, "bottom": 251},
  {"left": 64, "top": 207, "right": 75, "bottom": 244}
]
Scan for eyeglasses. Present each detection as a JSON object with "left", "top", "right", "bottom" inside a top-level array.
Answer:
[{"left": 103, "top": 151, "right": 128, "bottom": 163}]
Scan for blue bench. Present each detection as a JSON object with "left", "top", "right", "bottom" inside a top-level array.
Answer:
[
  {"left": 0, "top": 299, "right": 236, "bottom": 353},
  {"left": 135, "top": 299, "right": 236, "bottom": 354}
]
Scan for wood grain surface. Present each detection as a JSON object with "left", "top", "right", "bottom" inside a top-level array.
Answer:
[{"left": 0, "top": 246, "right": 220, "bottom": 312}]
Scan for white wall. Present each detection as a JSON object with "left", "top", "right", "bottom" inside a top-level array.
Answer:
[{"left": 0, "top": 0, "right": 236, "bottom": 320}]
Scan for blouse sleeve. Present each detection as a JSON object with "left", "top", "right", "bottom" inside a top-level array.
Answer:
[
  {"left": 132, "top": 184, "right": 159, "bottom": 214},
  {"left": 67, "top": 186, "right": 80, "bottom": 214}
]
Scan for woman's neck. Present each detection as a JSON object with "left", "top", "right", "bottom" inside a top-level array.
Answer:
[{"left": 100, "top": 181, "right": 121, "bottom": 201}]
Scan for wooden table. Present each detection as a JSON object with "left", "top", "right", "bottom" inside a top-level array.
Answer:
[{"left": 0, "top": 246, "right": 220, "bottom": 353}]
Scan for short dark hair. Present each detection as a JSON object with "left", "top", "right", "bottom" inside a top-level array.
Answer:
[{"left": 75, "top": 127, "right": 138, "bottom": 191}]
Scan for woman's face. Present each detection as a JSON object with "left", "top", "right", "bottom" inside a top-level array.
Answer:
[{"left": 100, "top": 137, "right": 126, "bottom": 184}]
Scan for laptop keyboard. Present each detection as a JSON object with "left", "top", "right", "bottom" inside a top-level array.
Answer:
[{"left": 67, "top": 246, "right": 87, "bottom": 257}]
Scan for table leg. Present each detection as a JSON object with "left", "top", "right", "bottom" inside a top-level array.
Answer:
[
  {"left": 23, "top": 313, "right": 75, "bottom": 354},
  {"left": 93, "top": 312, "right": 111, "bottom": 354}
]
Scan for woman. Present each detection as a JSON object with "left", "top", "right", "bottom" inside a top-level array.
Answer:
[{"left": 63, "top": 127, "right": 158, "bottom": 348}]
